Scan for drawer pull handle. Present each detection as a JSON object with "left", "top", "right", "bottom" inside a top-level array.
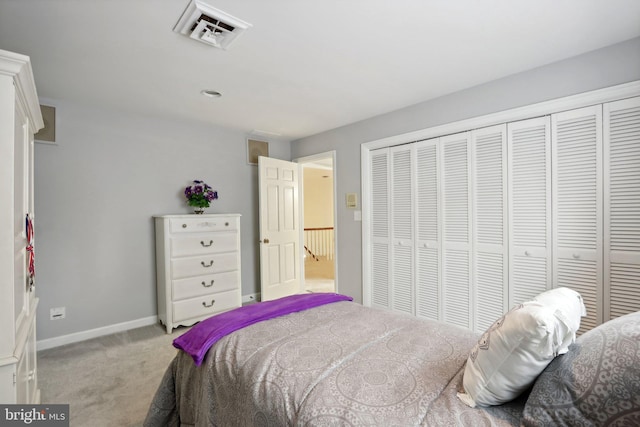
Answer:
[
  {"left": 202, "top": 299, "right": 216, "bottom": 308},
  {"left": 202, "top": 280, "right": 214, "bottom": 287},
  {"left": 182, "top": 224, "right": 187, "bottom": 228},
  {"left": 225, "top": 222, "right": 229, "bottom": 226},
  {"left": 201, "top": 240, "right": 214, "bottom": 247},
  {"left": 201, "top": 260, "right": 214, "bottom": 267}
]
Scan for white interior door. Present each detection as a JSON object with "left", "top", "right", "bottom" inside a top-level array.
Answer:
[{"left": 258, "top": 156, "right": 301, "bottom": 301}]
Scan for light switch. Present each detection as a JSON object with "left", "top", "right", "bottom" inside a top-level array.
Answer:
[{"left": 346, "top": 193, "right": 358, "bottom": 208}]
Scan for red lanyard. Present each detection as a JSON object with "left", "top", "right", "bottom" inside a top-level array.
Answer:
[{"left": 26, "top": 214, "right": 35, "bottom": 278}]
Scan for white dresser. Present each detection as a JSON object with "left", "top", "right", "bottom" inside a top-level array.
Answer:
[
  {"left": 154, "top": 214, "right": 242, "bottom": 333},
  {"left": 0, "top": 50, "right": 43, "bottom": 404}
]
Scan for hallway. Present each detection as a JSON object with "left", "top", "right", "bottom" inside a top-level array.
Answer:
[{"left": 304, "top": 255, "right": 335, "bottom": 293}]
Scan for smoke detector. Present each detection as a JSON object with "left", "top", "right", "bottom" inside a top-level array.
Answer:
[{"left": 173, "top": 0, "right": 252, "bottom": 49}]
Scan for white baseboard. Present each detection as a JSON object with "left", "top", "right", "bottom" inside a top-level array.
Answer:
[
  {"left": 36, "top": 315, "right": 159, "bottom": 351},
  {"left": 38, "top": 294, "right": 262, "bottom": 351}
]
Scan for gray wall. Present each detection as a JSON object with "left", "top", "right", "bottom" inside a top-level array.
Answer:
[
  {"left": 34, "top": 100, "right": 290, "bottom": 340},
  {"left": 291, "top": 37, "right": 640, "bottom": 304},
  {"left": 35, "top": 37, "right": 640, "bottom": 341}
]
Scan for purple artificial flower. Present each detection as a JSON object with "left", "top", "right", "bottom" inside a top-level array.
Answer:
[{"left": 184, "top": 180, "right": 218, "bottom": 209}]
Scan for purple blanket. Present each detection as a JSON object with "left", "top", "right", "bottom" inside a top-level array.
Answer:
[{"left": 173, "top": 293, "right": 353, "bottom": 365}]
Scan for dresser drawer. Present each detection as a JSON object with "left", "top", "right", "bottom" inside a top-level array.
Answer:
[
  {"left": 172, "top": 271, "right": 239, "bottom": 300},
  {"left": 170, "top": 217, "right": 237, "bottom": 234},
  {"left": 170, "top": 232, "right": 237, "bottom": 257},
  {"left": 171, "top": 252, "right": 239, "bottom": 279},
  {"left": 173, "top": 289, "right": 239, "bottom": 322}
]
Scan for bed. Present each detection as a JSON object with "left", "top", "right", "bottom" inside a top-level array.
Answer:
[{"left": 144, "top": 292, "right": 640, "bottom": 426}]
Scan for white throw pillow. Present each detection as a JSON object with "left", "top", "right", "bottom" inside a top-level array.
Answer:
[
  {"left": 532, "top": 287, "right": 586, "bottom": 353},
  {"left": 458, "top": 288, "right": 586, "bottom": 408}
]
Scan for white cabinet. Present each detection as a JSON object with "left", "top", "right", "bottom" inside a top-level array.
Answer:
[
  {"left": 0, "top": 49, "right": 43, "bottom": 404},
  {"left": 154, "top": 214, "right": 242, "bottom": 333}
]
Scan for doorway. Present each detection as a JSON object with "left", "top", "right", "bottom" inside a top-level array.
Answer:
[{"left": 295, "top": 151, "right": 337, "bottom": 294}]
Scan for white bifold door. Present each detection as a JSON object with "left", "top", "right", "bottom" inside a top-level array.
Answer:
[
  {"left": 604, "top": 97, "right": 640, "bottom": 323},
  {"left": 440, "top": 133, "right": 472, "bottom": 329},
  {"left": 508, "top": 117, "right": 552, "bottom": 307},
  {"left": 365, "top": 95, "right": 640, "bottom": 333},
  {"left": 472, "top": 125, "right": 508, "bottom": 332},
  {"left": 367, "top": 128, "right": 509, "bottom": 332},
  {"left": 552, "top": 106, "right": 603, "bottom": 333}
]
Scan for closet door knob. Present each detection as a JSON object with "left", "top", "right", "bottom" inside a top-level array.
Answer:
[
  {"left": 573, "top": 253, "right": 581, "bottom": 259},
  {"left": 524, "top": 250, "right": 531, "bottom": 256}
]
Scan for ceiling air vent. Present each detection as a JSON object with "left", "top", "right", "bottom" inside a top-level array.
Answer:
[{"left": 173, "top": 0, "right": 252, "bottom": 49}]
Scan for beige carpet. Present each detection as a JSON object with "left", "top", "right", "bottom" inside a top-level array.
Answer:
[
  {"left": 38, "top": 323, "right": 184, "bottom": 427},
  {"left": 304, "top": 255, "right": 335, "bottom": 293}
]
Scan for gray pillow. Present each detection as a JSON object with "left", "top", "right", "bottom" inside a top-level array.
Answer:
[{"left": 522, "top": 311, "right": 640, "bottom": 426}]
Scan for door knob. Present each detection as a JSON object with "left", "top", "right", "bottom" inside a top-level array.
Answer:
[{"left": 261, "top": 238, "right": 270, "bottom": 244}]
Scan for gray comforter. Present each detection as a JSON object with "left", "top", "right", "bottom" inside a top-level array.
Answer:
[{"left": 145, "top": 301, "right": 525, "bottom": 426}]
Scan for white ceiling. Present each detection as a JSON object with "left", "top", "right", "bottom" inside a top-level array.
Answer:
[{"left": 1, "top": 0, "right": 639, "bottom": 141}]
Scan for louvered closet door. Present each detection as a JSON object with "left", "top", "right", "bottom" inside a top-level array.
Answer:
[
  {"left": 604, "top": 96, "right": 640, "bottom": 321},
  {"left": 390, "top": 145, "right": 414, "bottom": 314},
  {"left": 508, "top": 117, "right": 552, "bottom": 306},
  {"left": 552, "top": 106, "right": 603, "bottom": 333},
  {"left": 440, "top": 132, "right": 472, "bottom": 329},
  {"left": 370, "top": 148, "right": 391, "bottom": 309},
  {"left": 472, "top": 125, "right": 508, "bottom": 333},
  {"left": 415, "top": 138, "right": 440, "bottom": 321}
]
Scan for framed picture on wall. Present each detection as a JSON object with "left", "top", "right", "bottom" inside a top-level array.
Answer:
[{"left": 247, "top": 138, "right": 269, "bottom": 165}]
